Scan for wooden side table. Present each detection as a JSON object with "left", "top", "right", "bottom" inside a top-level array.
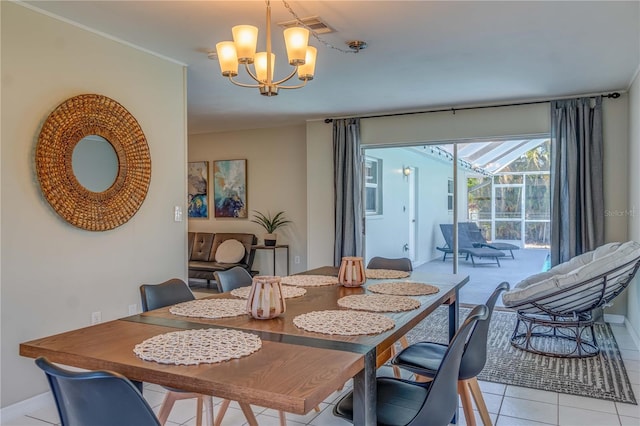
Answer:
[{"left": 251, "top": 245, "right": 290, "bottom": 276}]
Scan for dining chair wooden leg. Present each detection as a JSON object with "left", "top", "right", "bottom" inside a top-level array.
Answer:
[
  {"left": 389, "top": 336, "right": 411, "bottom": 378},
  {"left": 201, "top": 396, "right": 214, "bottom": 426},
  {"left": 458, "top": 380, "right": 476, "bottom": 426},
  {"left": 157, "top": 392, "right": 179, "bottom": 425},
  {"left": 214, "top": 399, "right": 230, "bottom": 426},
  {"left": 238, "top": 403, "right": 259, "bottom": 426},
  {"left": 157, "top": 392, "right": 210, "bottom": 426},
  {"left": 195, "top": 396, "right": 203, "bottom": 426},
  {"left": 314, "top": 405, "right": 321, "bottom": 413},
  {"left": 279, "top": 410, "right": 287, "bottom": 426},
  {"left": 158, "top": 391, "right": 214, "bottom": 426},
  {"left": 390, "top": 344, "right": 402, "bottom": 378},
  {"left": 399, "top": 335, "right": 409, "bottom": 349},
  {"left": 413, "top": 373, "right": 431, "bottom": 383},
  {"left": 468, "top": 377, "right": 492, "bottom": 426}
]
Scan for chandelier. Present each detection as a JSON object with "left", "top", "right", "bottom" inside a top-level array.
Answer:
[{"left": 214, "top": 0, "right": 317, "bottom": 97}]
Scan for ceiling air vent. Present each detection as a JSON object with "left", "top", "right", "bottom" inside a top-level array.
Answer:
[{"left": 277, "top": 16, "right": 334, "bottom": 34}]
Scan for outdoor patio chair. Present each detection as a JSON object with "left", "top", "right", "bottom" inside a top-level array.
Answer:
[
  {"left": 502, "top": 241, "right": 640, "bottom": 357},
  {"left": 461, "top": 222, "right": 520, "bottom": 259},
  {"left": 438, "top": 224, "right": 506, "bottom": 267}
]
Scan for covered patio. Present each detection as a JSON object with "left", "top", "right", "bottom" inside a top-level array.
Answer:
[{"left": 414, "top": 248, "right": 549, "bottom": 307}]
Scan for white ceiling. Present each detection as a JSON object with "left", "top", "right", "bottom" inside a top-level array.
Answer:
[{"left": 24, "top": 1, "right": 640, "bottom": 135}]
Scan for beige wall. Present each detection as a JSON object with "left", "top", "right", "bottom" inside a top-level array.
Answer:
[
  {"left": 306, "top": 120, "right": 334, "bottom": 268},
  {"left": 306, "top": 98, "right": 630, "bottom": 312},
  {"left": 188, "top": 126, "right": 307, "bottom": 275},
  {"left": 627, "top": 70, "right": 640, "bottom": 340},
  {"left": 1, "top": 2, "right": 187, "bottom": 408},
  {"left": 360, "top": 103, "right": 551, "bottom": 145},
  {"left": 601, "top": 95, "right": 632, "bottom": 315}
]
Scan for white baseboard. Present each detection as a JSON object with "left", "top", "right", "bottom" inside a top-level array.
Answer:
[
  {"left": 604, "top": 313, "right": 625, "bottom": 324},
  {"left": 604, "top": 313, "right": 640, "bottom": 350},
  {"left": 625, "top": 317, "right": 640, "bottom": 350},
  {"left": 0, "top": 391, "right": 53, "bottom": 424}
]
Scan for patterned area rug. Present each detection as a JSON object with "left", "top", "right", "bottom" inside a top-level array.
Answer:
[{"left": 404, "top": 306, "right": 637, "bottom": 404}]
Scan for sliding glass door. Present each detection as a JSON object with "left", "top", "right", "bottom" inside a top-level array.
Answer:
[{"left": 363, "top": 137, "right": 551, "bottom": 305}]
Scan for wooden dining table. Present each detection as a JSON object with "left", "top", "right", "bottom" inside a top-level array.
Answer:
[{"left": 20, "top": 267, "right": 469, "bottom": 425}]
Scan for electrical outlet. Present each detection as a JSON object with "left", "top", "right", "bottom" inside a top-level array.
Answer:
[
  {"left": 294, "top": 256, "right": 301, "bottom": 264},
  {"left": 128, "top": 304, "right": 137, "bottom": 315},
  {"left": 174, "top": 206, "right": 183, "bottom": 222},
  {"left": 91, "top": 311, "right": 102, "bottom": 324}
]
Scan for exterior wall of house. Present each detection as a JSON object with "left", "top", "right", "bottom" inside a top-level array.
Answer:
[
  {"left": 1, "top": 2, "right": 187, "bottom": 408},
  {"left": 364, "top": 149, "right": 416, "bottom": 263},
  {"left": 627, "top": 70, "right": 640, "bottom": 342},
  {"left": 188, "top": 126, "right": 308, "bottom": 275},
  {"left": 364, "top": 147, "right": 470, "bottom": 266}
]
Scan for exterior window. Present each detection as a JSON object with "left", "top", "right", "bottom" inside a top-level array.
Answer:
[
  {"left": 365, "top": 157, "right": 382, "bottom": 215},
  {"left": 447, "top": 179, "right": 454, "bottom": 211}
]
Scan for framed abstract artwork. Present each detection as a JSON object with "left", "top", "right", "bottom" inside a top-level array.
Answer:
[
  {"left": 214, "top": 159, "right": 247, "bottom": 218},
  {"left": 187, "top": 161, "right": 209, "bottom": 218}
]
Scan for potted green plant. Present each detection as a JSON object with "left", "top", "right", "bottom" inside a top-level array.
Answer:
[{"left": 251, "top": 210, "right": 292, "bottom": 246}]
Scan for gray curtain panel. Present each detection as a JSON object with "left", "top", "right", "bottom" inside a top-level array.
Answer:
[
  {"left": 550, "top": 97, "right": 604, "bottom": 266},
  {"left": 333, "top": 118, "right": 364, "bottom": 266}
]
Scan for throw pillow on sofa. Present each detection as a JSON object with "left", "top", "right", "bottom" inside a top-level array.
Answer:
[{"left": 215, "top": 239, "right": 246, "bottom": 264}]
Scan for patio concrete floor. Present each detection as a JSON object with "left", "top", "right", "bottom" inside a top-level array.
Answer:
[{"left": 414, "top": 248, "right": 549, "bottom": 307}]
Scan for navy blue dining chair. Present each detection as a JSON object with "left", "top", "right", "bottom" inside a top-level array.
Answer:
[
  {"left": 333, "top": 305, "right": 489, "bottom": 426},
  {"left": 392, "top": 282, "right": 510, "bottom": 426},
  {"left": 139, "top": 278, "right": 214, "bottom": 426},
  {"left": 36, "top": 356, "right": 161, "bottom": 426}
]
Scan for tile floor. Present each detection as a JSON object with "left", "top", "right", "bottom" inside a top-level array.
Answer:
[{"left": 3, "top": 323, "right": 639, "bottom": 426}]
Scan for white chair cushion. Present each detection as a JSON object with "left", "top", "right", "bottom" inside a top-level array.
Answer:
[
  {"left": 214, "top": 239, "right": 246, "bottom": 264},
  {"left": 503, "top": 241, "right": 640, "bottom": 307},
  {"left": 592, "top": 242, "right": 621, "bottom": 260}
]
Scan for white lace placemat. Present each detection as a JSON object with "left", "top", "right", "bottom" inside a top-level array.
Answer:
[
  {"left": 365, "top": 269, "right": 411, "bottom": 279},
  {"left": 293, "top": 310, "right": 395, "bottom": 335},
  {"left": 169, "top": 299, "right": 247, "bottom": 319},
  {"left": 230, "top": 285, "right": 307, "bottom": 299},
  {"left": 280, "top": 275, "right": 339, "bottom": 287},
  {"left": 133, "top": 328, "right": 261, "bottom": 365},
  {"left": 367, "top": 282, "right": 440, "bottom": 296},
  {"left": 337, "top": 294, "right": 420, "bottom": 312}
]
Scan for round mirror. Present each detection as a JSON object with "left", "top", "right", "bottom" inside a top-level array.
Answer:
[
  {"left": 72, "top": 135, "right": 119, "bottom": 192},
  {"left": 36, "top": 94, "right": 151, "bottom": 231}
]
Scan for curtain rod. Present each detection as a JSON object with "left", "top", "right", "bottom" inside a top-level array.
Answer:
[{"left": 323, "top": 92, "right": 621, "bottom": 123}]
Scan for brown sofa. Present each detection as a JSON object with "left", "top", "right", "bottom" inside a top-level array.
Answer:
[{"left": 188, "top": 232, "right": 257, "bottom": 289}]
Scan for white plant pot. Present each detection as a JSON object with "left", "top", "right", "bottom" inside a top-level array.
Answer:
[{"left": 264, "top": 233, "right": 277, "bottom": 246}]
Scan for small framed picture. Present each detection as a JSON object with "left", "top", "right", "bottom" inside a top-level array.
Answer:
[
  {"left": 213, "top": 159, "right": 247, "bottom": 218},
  {"left": 187, "top": 161, "right": 209, "bottom": 218}
]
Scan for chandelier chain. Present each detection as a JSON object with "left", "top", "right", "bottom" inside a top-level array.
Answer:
[{"left": 281, "top": 0, "right": 357, "bottom": 54}]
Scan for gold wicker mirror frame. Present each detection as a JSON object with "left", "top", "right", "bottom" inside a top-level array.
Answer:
[{"left": 36, "top": 94, "right": 151, "bottom": 231}]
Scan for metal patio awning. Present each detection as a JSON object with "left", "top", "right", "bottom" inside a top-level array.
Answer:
[{"left": 409, "top": 138, "right": 549, "bottom": 175}]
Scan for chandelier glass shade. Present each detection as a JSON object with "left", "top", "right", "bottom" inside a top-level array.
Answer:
[{"left": 215, "top": 1, "right": 317, "bottom": 96}]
